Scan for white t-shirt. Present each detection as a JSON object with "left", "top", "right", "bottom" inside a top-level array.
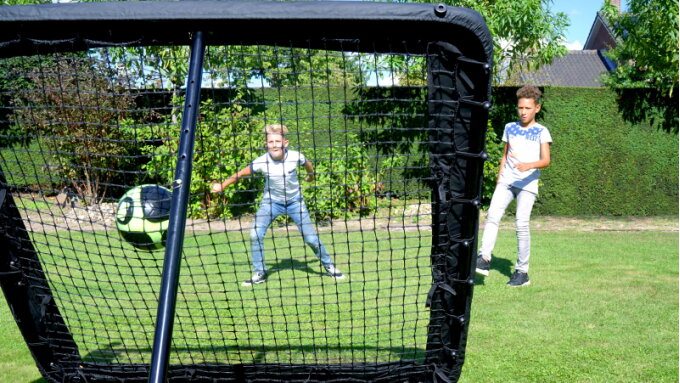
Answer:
[
  {"left": 498, "top": 121, "right": 552, "bottom": 194},
  {"left": 250, "top": 149, "right": 308, "bottom": 202}
]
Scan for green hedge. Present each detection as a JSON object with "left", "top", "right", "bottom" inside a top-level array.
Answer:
[
  {"left": 266, "top": 86, "right": 679, "bottom": 216},
  {"left": 491, "top": 87, "right": 678, "bottom": 216},
  {"left": 3, "top": 86, "right": 677, "bottom": 216}
]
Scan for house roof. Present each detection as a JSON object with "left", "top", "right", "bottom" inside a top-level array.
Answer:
[
  {"left": 584, "top": 12, "right": 617, "bottom": 50},
  {"left": 513, "top": 50, "right": 609, "bottom": 87}
]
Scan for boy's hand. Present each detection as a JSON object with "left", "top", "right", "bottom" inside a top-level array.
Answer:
[
  {"left": 210, "top": 182, "right": 223, "bottom": 193},
  {"left": 515, "top": 162, "right": 533, "bottom": 172},
  {"left": 305, "top": 173, "right": 315, "bottom": 182}
]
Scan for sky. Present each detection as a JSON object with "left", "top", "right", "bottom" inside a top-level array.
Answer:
[{"left": 550, "top": 0, "right": 629, "bottom": 50}]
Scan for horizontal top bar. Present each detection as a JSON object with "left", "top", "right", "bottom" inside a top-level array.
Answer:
[{"left": 0, "top": 0, "right": 492, "bottom": 62}]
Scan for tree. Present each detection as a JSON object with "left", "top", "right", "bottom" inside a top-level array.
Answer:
[
  {"left": 457, "top": 0, "right": 569, "bottom": 83},
  {"left": 11, "top": 54, "right": 141, "bottom": 202},
  {"left": 601, "top": 0, "right": 679, "bottom": 132},
  {"left": 0, "top": 0, "right": 48, "bottom": 4},
  {"left": 0, "top": 0, "right": 52, "bottom": 147},
  {"left": 393, "top": 0, "right": 569, "bottom": 84}
]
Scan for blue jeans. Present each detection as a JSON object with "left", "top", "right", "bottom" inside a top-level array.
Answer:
[{"left": 250, "top": 197, "right": 332, "bottom": 273}]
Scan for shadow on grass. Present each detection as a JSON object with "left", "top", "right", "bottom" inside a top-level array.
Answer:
[
  {"left": 75, "top": 341, "right": 427, "bottom": 381},
  {"left": 29, "top": 337, "right": 427, "bottom": 382},
  {"left": 474, "top": 255, "right": 513, "bottom": 285},
  {"left": 266, "top": 257, "right": 326, "bottom": 278},
  {"left": 82, "top": 342, "right": 426, "bottom": 364}
]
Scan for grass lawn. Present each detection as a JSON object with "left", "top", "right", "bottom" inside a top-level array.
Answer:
[
  {"left": 462, "top": 229, "right": 678, "bottom": 383},
  {"left": 1, "top": 226, "right": 677, "bottom": 382}
]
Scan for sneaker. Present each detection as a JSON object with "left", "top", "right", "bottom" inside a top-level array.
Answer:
[
  {"left": 324, "top": 264, "right": 345, "bottom": 280},
  {"left": 475, "top": 254, "right": 490, "bottom": 276},
  {"left": 507, "top": 271, "right": 530, "bottom": 287},
  {"left": 242, "top": 272, "right": 267, "bottom": 286}
]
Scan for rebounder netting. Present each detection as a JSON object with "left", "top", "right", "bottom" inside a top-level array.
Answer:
[{"left": 0, "top": 2, "right": 492, "bottom": 382}]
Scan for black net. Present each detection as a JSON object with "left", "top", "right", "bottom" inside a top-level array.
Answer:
[{"left": 0, "top": 2, "right": 492, "bottom": 382}]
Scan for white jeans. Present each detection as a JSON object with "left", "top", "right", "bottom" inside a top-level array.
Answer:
[{"left": 479, "top": 183, "right": 536, "bottom": 273}]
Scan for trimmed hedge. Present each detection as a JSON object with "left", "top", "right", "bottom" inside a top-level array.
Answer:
[
  {"left": 3, "top": 86, "right": 677, "bottom": 216},
  {"left": 491, "top": 86, "right": 678, "bottom": 216}
]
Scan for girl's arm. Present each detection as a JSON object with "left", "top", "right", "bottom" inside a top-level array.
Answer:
[{"left": 211, "top": 166, "right": 252, "bottom": 193}]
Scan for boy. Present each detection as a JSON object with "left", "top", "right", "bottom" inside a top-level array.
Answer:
[
  {"left": 211, "top": 124, "right": 343, "bottom": 286},
  {"left": 475, "top": 85, "right": 552, "bottom": 287}
]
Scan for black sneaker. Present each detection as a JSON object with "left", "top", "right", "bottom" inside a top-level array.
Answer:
[
  {"left": 475, "top": 254, "right": 490, "bottom": 276},
  {"left": 324, "top": 264, "right": 345, "bottom": 280},
  {"left": 507, "top": 271, "right": 530, "bottom": 287},
  {"left": 242, "top": 272, "right": 267, "bottom": 286}
]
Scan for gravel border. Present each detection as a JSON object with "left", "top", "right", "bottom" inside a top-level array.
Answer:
[{"left": 15, "top": 200, "right": 678, "bottom": 234}]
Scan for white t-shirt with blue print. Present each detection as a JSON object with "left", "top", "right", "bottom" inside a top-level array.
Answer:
[
  {"left": 498, "top": 121, "right": 552, "bottom": 194},
  {"left": 250, "top": 149, "right": 308, "bottom": 202}
]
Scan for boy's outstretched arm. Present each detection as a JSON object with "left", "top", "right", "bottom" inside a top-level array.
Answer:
[
  {"left": 303, "top": 160, "right": 315, "bottom": 182},
  {"left": 514, "top": 142, "right": 551, "bottom": 172},
  {"left": 211, "top": 166, "right": 252, "bottom": 193}
]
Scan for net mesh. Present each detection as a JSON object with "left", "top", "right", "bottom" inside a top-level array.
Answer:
[
  {"left": 2, "top": 41, "right": 436, "bottom": 379},
  {"left": 0, "top": 3, "right": 493, "bottom": 381}
]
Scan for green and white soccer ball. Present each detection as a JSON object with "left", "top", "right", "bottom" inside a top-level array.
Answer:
[{"left": 116, "top": 184, "right": 172, "bottom": 251}]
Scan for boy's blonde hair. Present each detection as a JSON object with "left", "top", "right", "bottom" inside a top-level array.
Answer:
[
  {"left": 264, "top": 124, "right": 289, "bottom": 137},
  {"left": 516, "top": 85, "right": 542, "bottom": 104}
]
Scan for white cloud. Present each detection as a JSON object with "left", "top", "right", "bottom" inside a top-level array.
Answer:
[{"left": 563, "top": 40, "right": 583, "bottom": 50}]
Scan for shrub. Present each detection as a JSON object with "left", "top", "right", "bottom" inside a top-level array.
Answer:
[
  {"left": 10, "top": 54, "right": 142, "bottom": 202},
  {"left": 481, "top": 126, "right": 503, "bottom": 205},
  {"left": 141, "top": 92, "right": 381, "bottom": 221},
  {"left": 302, "top": 133, "right": 381, "bottom": 220},
  {"left": 140, "top": 95, "right": 262, "bottom": 218}
]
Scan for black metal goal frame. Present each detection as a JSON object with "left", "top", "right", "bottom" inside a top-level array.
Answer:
[{"left": 0, "top": 1, "right": 493, "bottom": 382}]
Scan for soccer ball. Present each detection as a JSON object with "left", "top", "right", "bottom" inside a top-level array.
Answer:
[{"left": 115, "top": 184, "right": 172, "bottom": 251}]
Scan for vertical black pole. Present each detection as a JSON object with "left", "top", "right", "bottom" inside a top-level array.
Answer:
[{"left": 148, "top": 31, "right": 205, "bottom": 383}]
